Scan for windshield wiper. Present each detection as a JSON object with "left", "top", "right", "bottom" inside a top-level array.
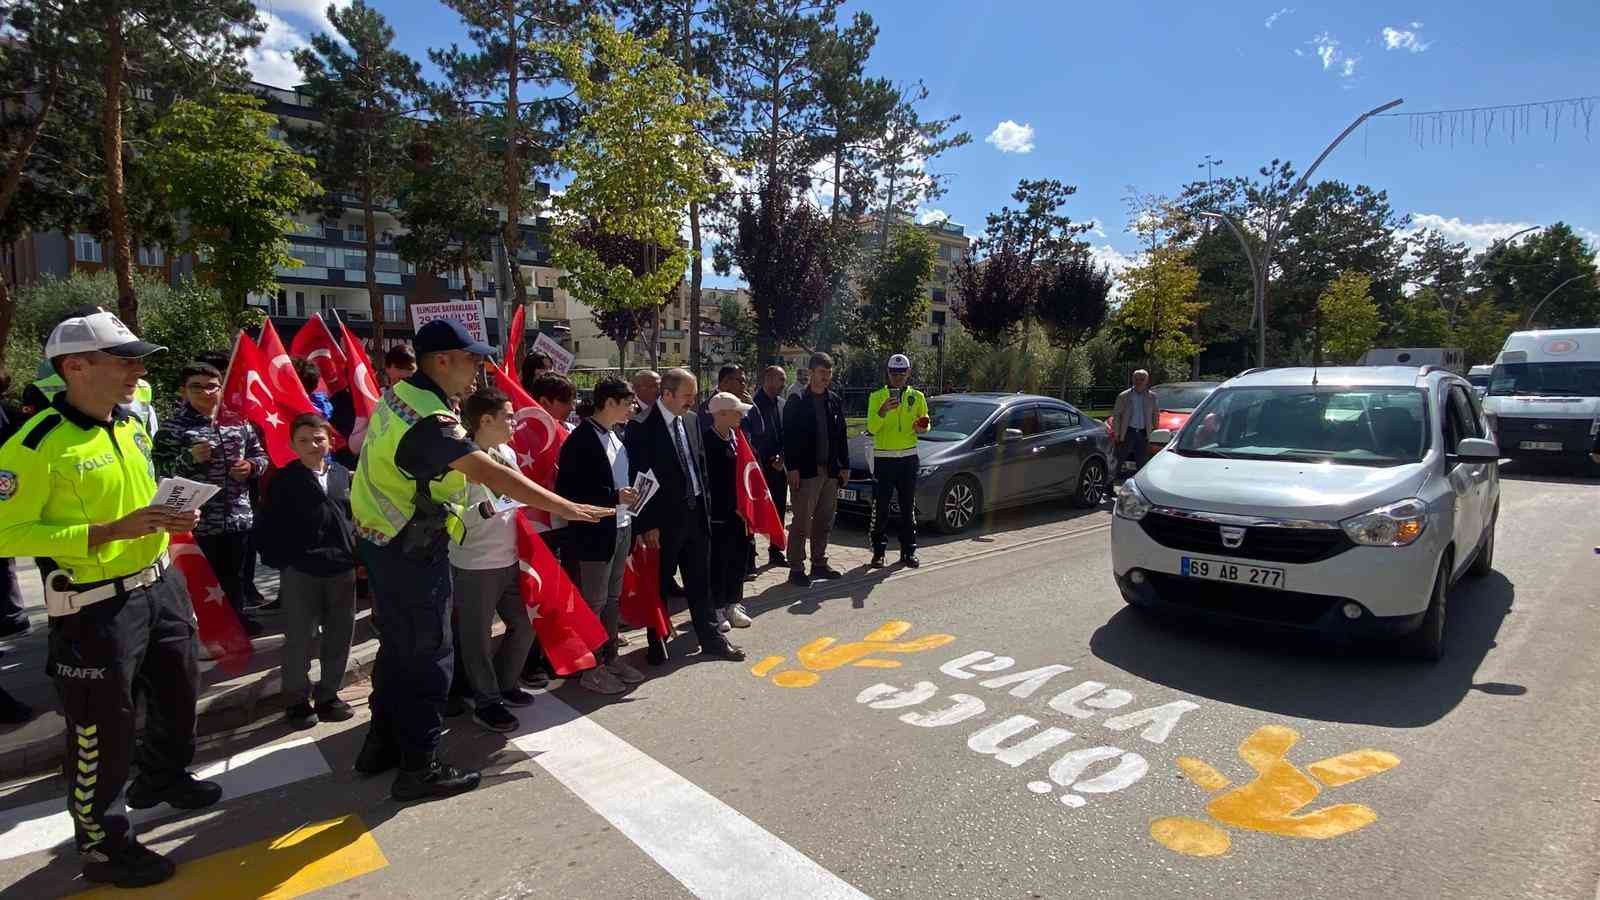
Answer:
[{"left": 1175, "top": 448, "right": 1244, "bottom": 459}]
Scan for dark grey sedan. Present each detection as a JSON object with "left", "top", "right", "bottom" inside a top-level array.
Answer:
[{"left": 837, "top": 393, "right": 1115, "bottom": 534}]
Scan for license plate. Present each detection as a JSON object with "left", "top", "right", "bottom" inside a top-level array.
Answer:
[
  {"left": 1181, "top": 557, "right": 1286, "bottom": 589},
  {"left": 837, "top": 489, "right": 858, "bottom": 502},
  {"left": 1519, "top": 440, "right": 1564, "bottom": 451}
]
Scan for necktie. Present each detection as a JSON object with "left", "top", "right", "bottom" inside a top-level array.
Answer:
[{"left": 673, "top": 417, "right": 700, "bottom": 496}]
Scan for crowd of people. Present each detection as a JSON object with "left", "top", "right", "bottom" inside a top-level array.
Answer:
[{"left": 0, "top": 301, "right": 940, "bottom": 889}]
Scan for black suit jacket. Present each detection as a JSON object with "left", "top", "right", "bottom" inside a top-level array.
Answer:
[
  {"left": 556, "top": 420, "right": 627, "bottom": 562},
  {"left": 625, "top": 403, "right": 711, "bottom": 537},
  {"left": 781, "top": 389, "right": 850, "bottom": 480}
]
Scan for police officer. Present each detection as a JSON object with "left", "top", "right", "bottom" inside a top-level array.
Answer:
[
  {"left": 0, "top": 310, "right": 216, "bottom": 889},
  {"left": 866, "top": 353, "right": 930, "bottom": 569},
  {"left": 350, "top": 319, "right": 612, "bottom": 802},
  {"left": 21, "top": 304, "right": 159, "bottom": 436}
]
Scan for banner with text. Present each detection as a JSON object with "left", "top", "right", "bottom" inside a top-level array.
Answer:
[{"left": 411, "top": 300, "right": 487, "bottom": 342}]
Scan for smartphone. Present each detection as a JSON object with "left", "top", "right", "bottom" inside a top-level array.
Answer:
[{"left": 890, "top": 387, "right": 904, "bottom": 403}]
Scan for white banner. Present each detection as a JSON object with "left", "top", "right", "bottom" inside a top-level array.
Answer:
[
  {"left": 532, "top": 331, "right": 575, "bottom": 374},
  {"left": 410, "top": 300, "right": 487, "bottom": 342}
]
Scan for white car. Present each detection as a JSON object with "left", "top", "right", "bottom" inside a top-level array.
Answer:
[{"left": 1111, "top": 366, "right": 1500, "bottom": 660}]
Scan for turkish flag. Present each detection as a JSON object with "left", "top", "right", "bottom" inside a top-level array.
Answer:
[
  {"left": 514, "top": 512, "right": 608, "bottom": 676},
  {"left": 221, "top": 331, "right": 314, "bottom": 466},
  {"left": 168, "top": 533, "right": 252, "bottom": 675},
  {"left": 288, "top": 314, "right": 348, "bottom": 394},
  {"left": 735, "top": 429, "right": 786, "bottom": 550},
  {"left": 330, "top": 315, "right": 383, "bottom": 453},
  {"left": 619, "top": 542, "right": 671, "bottom": 639},
  {"left": 506, "top": 305, "right": 526, "bottom": 370},
  {"left": 490, "top": 360, "right": 566, "bottom": 527}
]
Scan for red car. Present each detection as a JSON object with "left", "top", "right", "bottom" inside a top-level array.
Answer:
[{"left": 1104, "top": 381, "right": 1221, "bottom": 460}]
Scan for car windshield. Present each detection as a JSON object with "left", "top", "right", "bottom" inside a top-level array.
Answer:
[
  {"left": 1468, "top": 374, "right": 1490, "bottom": 388},
  {"left": 1173, "top": 386, "right": 1430, "bottom": 466},
  {"left": 1152, "top": 385, "right": 1216, "bottom": 412},
  {"left": 922, "top": 399, "right": 997, "bottom": 442},
  {"left": 1488, "top": 362, "right": 1600, "bottom": 397}
]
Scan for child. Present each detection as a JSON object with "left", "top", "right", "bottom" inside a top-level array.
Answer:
[
  {"left": 259, "top": 413, "right": 358, "bottom": 728},
  {"left": 451, "top": 388, "right": 538, "bottom": 733}
]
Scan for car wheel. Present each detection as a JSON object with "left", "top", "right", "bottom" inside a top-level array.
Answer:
[
  {"left": 935, "top": 476, "right": 981, "bottom": 534},
  {"left": 1072, "top": 457, "right": 1107, "bottom": 508},
  {"left": 1468, "top": 508, "right": 1496, "bottom": 577},
  {"left": 1403, "top": 555, "right": 1451, "bottom": 662}
]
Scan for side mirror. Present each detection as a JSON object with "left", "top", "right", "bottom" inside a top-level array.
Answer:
[
  {"left": 1452, "top": 437, "right": 1500, "bottom": 462},
  {"left": 1000, "top": 427, "right": 1023, "bottom": 444},
  {"left": 1149, "top": 428, "right": 1174, "bottom": 444}
]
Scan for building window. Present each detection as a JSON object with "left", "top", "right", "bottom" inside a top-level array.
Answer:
[
  {"left": 932, "top": 310, "right": 947, "bottom": 326},
  {"left": 375, "top": 251, "right": 400, "bottom": 273},
  {"left": 672, "top": 319, "right": 680, "bottom": 330},
  {"left": 289, "top": 242, "right": 328, "bottom": 268},
  {"left": 538, "top": 286, "right": 555, "bottom": 303},
  {"left": 382, "top": 294, "right": 405, "bottom": 322},
  {"left": 293, "top": 291, "right": 306, "bottom": 317},
  {"left": 320, "top": 293, "right": 335, "bottom": 311},
  {"left": 937, "top": 244, "right": 952, "bottom": 260},
  {"left": 137, "top": 245, "right": 164, "bottom": 267},
  {"left": 347, "top": 223, "right": 365, "bottom": 242},
  {"left": 74, "top": 233, "right": 103, "bottom": 263},
  {"left": 446, "top": 271, "right": 465, "bottom": 290},
  {"left": 673, "top": 343, "right": 681, "bottom": 354},
  {"left": 935, "top": 265, "right": 949, "bottom": 283},
  {"left": 344, "top": 249, "right": 367, "bottom": 271},
  {"left": 573, "top": 341, "right": 580, "bottom": 352},
  {"left": 931, "top": 288, "right": 947, "bottom": 305}
]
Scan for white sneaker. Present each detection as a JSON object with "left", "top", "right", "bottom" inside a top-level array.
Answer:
[
  {"left": 716, "top": 608, "right": 732, "bottom": 633},
  {"left": 579, "top": 667, "right": 627, "bottom": 695},
  {"left": 607, "top": 659, "right": 646, "bottom": 684},
  {"left": 725, "top": 604, "right": 752, "bottom": 628}
]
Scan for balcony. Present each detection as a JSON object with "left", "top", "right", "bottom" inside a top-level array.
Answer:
[
  {"left": 278, "top": 265, "right": 329, "bottom": 280},
  {"left": 345, "top": 270, "right": 402, "bottom": 285}
]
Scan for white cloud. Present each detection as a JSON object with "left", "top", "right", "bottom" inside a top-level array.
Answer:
[
  {"left": 1264, "top": 7, "right": 1293, "bottom": 28},
  {"left": 1087, "top": 244, "right": 1139, "bottom": 301},
  {"left": 1306, "top": 32, "right": 1358, "bottom": 78},
  {"left": 917, "top": 208, "right": 951, "bottom": 225},
  {"left": 986, "top": 120, "right": 1035, "bottom": 154},
  {"left": 1089, "top": 221, "right": 1107, "bottom": 238},
  {"left": 260, "top": 0, "right": 351, "bottom": 37},
  {"left": 1408, "top": 214, "right": 1600, "bottom": 255},
  {"left": 245, "top": 11, "right": 309, "bottom": 87},
  {"left": 1381, "top": 24, "right": 1431, "bottom": 53},
  {"left": 1341, "top": 57, "right": 1359, "bottom": 77}
]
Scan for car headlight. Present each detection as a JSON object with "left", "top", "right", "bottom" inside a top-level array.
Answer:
[
  {"left": 1113, "top": 479, "right": 1152, "bottom": 521},
  {"left": 1340, "top": 498, "right": 1428, "bottom": 547}
]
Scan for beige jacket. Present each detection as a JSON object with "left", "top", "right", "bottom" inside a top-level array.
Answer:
[{"left": 1112, "top": 387, "right": 1159, "bottom": 442}]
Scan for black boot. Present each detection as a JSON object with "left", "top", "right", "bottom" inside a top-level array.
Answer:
[
  {"left": 646, "top": 631, "right": 669, "bottom": 666},
  {"left": 125, "top": 772, "right": 222, "bottom": 811},
  {"left": 391, "top": 759, "right": 480, "bottom": 802},
  {"left": 354, "top": 729, "right": 400, "bottom": 776},
  {"left": 81, "top": 837, "right": 176, "bottom": 888}
]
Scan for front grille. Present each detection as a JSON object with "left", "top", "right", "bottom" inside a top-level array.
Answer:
[
  {"left": 1139, "top": 512, "right": 1353, "bottom": 564},
  {"left": 1144, "top": 573, "right": 1347, "bottom": 626},
  {"left": 1494, "top": 416, "right": 1590, "bottom": 445}
]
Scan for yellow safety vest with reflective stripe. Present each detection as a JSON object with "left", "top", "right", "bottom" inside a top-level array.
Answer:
[
  {"left": 34, "top": 375, "right": 156, "bottom": 432},
  {"left": 350, "top": 379, "right": 469, "bottom": 546}
]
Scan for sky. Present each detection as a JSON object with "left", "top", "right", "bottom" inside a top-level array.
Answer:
[{"left": 248, "top": 0, "right": 1600, "bottom": 287}]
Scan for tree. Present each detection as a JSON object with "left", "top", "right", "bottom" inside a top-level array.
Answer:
[
  {"left": 865, "top": 83, "right": 970, "bottom": 250},
  {"left": 1034, "top": 253, "right": 1112, "bottom": 393},
  {"left": 1316, "top": 270, "right": 1382, "bottom": 364},
  {"left": 57, "top": 0, "right": 261, "bottom": 329},
  {"left": 1477, "top": 223, "right": 1600, "bottom": 329},
  {"left": 295, "top": 1, "right": 426, "bottom": 350},
  {"left": 594, "top": 304, "right": 649, "bottom": 373},
  {"left": 144, "top": 93, "right": 318, "bottom": 325},
  {"left": 394, "top": 97, "right": 500, "bottom": 303},
  {"left": 728, "top": 188, "right": 835, "bottom": 360},
  {"left": 951, "top": 241, "right": 1029, "bottom": 345},
  {"left": 852, "top": 223, "right": 934, "bottom": 353},
  {"left": 1387, "top": 290, "right": 1452, "bottom": 347},
  {"left": 1450, "top": 296, "right": 1517, "bottom": 366},
  {"left": 1116, "top": 245, "right": 1203, "bottom": 370},
  {"left": 433, "top": 0, "right": 594, "bottom": 318},
  {"left": 544, "top": 17, "right": 721, "bottom": 369},
  {"left": 1274, "top": 180, "right": 1407, "bottom": 348},
  {"left": 1404, "top": 228, "right": 1473, "bottom": 324}
]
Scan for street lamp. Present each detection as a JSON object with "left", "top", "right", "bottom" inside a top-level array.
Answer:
[{"left": 1524, "top": 274, "right": 1591, "bottom": 329}]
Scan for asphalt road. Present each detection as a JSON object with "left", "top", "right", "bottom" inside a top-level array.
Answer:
[{"left": 2, "top": 469, "right": 1598, "bottom": 899}]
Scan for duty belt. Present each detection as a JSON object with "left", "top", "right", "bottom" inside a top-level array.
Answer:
[{"left": 43, "top": 552, "right": 171, "bottom": 618}]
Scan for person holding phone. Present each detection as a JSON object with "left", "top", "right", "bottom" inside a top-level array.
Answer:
[{"left": 866, "top": 354, "right": 930, "bottom": 569}]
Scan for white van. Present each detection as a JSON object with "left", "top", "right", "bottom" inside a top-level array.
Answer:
[
  {"left": 1357, "top": 347, "right": 1466, "bottom": 374},
  {"left": 1482, "top": 329, "right": 1600, "bottom": 463},
  {"left": 1467, "top": 364, "right": 1492, "bottom": 398}
]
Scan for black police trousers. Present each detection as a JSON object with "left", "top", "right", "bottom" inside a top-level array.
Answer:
[
  {"left": 869, "top": 455, "right": 918, "bottom": 556},
  {"left": 357, "top": 538, "right": 454, "bottom": 770},
  {"left": 47, "top": 568, "right": 198, "bottom": 849}
]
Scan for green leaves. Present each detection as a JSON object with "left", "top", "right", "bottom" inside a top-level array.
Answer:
[
  {"left": 855, "top": 224, "right": 936, "bottom": 353},
  {"left": 1317, "top": 270, "right": 1382, "bottom": 364}
]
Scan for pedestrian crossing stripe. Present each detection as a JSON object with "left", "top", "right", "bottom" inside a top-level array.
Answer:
[{"left": 72, "top": 814, "right": 388, "bottom": 900}]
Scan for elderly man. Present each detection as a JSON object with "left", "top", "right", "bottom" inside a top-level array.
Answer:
[
  {"left": 1112, "top": 369, "right": 1159, "bottom": 479},
  {"left": 630, "top": 369, "right": 661, "bottom": 424}
]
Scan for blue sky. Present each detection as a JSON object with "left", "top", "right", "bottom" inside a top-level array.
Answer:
[{"left": 250, "top": 0, "right": 1600, "bottom": 282}]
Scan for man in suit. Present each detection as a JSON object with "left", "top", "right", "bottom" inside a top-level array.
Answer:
[
  {"left": 625, "top": 368, "right": 745, "bottom": 663},
  {"left": 1112, "top": 368, "right": 1159, "bottom": 480},
  {"left": 746, "top": 365, "right": 788, "bottom": 568}
]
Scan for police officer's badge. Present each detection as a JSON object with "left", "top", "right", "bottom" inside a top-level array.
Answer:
[
  {"left": 0, "top": 470, "right": 16, "bottom": 501},
  {"left": 132, "top": 432, "right": 155, "bottom": 480}
]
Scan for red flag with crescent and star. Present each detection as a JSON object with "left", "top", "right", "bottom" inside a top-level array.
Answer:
[
  {"left": 619, "top": 542, "right": 671, "bottom": 639},
  {"left": 490, "top": 359, "right": 567, "bottom": 528},
  {"left": 734, "top": 429, "right": 786, "bottom": 550},
  {"left": 513, "top": 511, "right": 608, "bottom": 676},
  {"left": 505, "top": 304, "right": 526, "bottom": 371},
  {"left": 168, "top": 532, "right": 252, "bottom": 675},
  {"left": 330, "top": 314, "right": 383, "bottom": 452},
  {"left": 287, "top": 313, "right": 348, "bottom": 394},
  {"left": 220, "top": 331, "right": 315, "bottom": 467}
]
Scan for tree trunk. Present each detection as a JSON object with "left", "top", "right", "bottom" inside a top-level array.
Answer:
[
  {"left": 101, "top": 12, "right": 137, "bottom": 328},
  {"left": 461, "top": 261, "right": 473, "bottom": 299},
  {"left": 501, "top": 2, "right": 529, "bottom": 310},
  {"left": 681, "top": 4, "right": 704, "bottom": 381},
  {"left": 364, "top": 180, "right": 383, "bottom": 349},
  {"left": 0, "top": 62, "right": 59, "bottom": 357},
  {"left": 616, "top": 339, "right": 627, "bottom": 375}
]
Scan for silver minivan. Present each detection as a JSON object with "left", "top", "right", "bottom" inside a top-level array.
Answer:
[{"left": 1111, "top": 366, "right": 1500, "bottom": 660}]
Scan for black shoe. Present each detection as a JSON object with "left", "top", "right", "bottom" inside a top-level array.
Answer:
[
  {"left": 472, "top": 702, "right": 518, "bottom": 733},
  {"left": 869, "top": 553, "right": 886, "bottom": 569},
  {"left": 316, "top": 698, "right": 355, "bottom": 722},
  {"left": 391, "top": 760, "right": 480, "bottom": 802},
  {"left": 614, "top": 632, "right": 632, "bottom": 648},
  {"left": 445, "top": 695, "right": 470, "bottom": 718},
  {"left": 703, "top": 641, "right": 747, "bottom": 662},
  {"left": 768, "top": 550, "right": 787, "bottom": 568},
  {"left": 284, "top": 701, "right": 316, "bottom": 729},
  {"left": 788, "top": 570, "right": 812, "bottom": 588},
  {"left": 125, "top": 772, "right": 222, "bottom": 811},
  {"left": 646, "top": 633, "right": 669, "bottom": 666},
  {"left": 241, "top": 617, "right": 265, "bottom": 638},
  {"left": 354, "top": 731, "right": 400, "bottom": 776},
  {"left": 518, "top": 669, "right": 549, "bottom": 690},
  {"left": 82, "top": 837, "right": 176, "bottom": 888},
  {"left": 901, "top": 553, "right": 921, "bottom": 569},
  {"left": 0, "top": 687, "right": 34, "bottom": 725},
  {"left": 812, "top": 564, "right": 844, "bottom": 580},
  {"left": 501, "top": 688, "right": 536, "bottom": 708}
]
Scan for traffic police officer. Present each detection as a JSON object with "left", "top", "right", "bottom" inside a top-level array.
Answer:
[
  {"left": 350, "top": 318, "right": 612, "bottom": 802},
  {"left": 0, "top": 310, "right": 216, "bottom": 889},
  {"left": 21, "top": 304, "right": 159, "bottom": 435},
  {"left": 866, "top": 353, "right": 930, "bottom": 569}
]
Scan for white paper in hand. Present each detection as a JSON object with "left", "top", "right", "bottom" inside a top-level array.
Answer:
[
  {"left": 152, "top": 477, "right": 221, "bottom": 514},
  {"left": 629, "top": 470, "right": 660, "bottom": 515}
]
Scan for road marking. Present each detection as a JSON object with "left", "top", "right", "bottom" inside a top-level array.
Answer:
[
  {"left": 72, "top": 814, "right": 387, "bottom": 899},
  {"left": 512, "top": 695, "right": 870, "bottom": 899},
  {"left": 0, "top": 736, "right": 330, "bottom": 862}
]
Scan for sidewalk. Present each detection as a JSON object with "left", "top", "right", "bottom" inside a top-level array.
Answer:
[{"left": 0, "top": 504, "right": 1107, "bottom": 782}]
